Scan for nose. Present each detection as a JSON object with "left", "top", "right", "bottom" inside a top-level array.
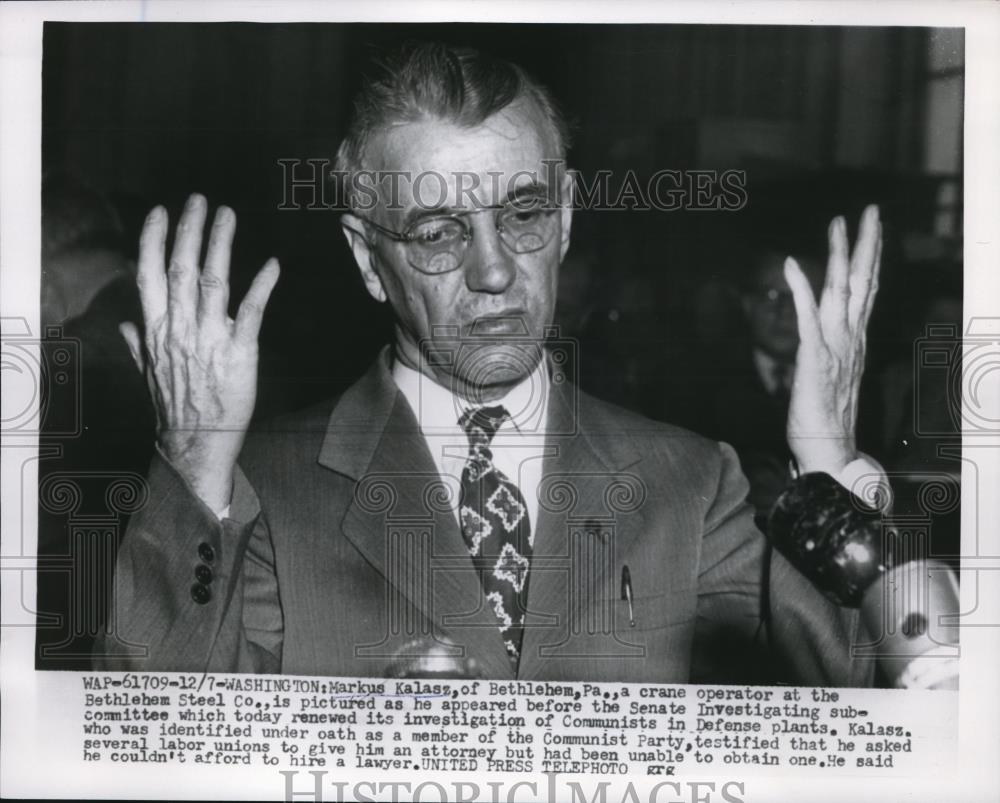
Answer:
[{"left": 463, "top": 215, "right": 517, "bottom": 295}]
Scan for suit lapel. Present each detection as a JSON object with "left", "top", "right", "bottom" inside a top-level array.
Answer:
[
  {"left": 317, "top": 350, "right": 655, "bottom": 679},
  {"left": 320, "top": 349, "right": 513, "bottom": 678},
  {"left": 519, "top": 379, "right": 650, "bottom": 676}
]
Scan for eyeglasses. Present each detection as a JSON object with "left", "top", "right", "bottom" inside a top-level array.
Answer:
[{"left": 355, "top": 199, "right": 560, "bottom": 275}]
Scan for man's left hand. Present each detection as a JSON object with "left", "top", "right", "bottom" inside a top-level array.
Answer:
[{"left": 784, "top": 204, "right": 882, "bottom": 476}]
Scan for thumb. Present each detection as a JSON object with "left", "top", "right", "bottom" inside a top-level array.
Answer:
[
  {"left": 783, "top": 256, "right": 822, "bottom": 350},
  {"left": 119, "top": 321, "right": 145, "bottom": 374}
]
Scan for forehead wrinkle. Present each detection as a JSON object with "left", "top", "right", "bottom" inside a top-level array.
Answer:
[{"left": 370, "top": 112, "right": 554, "bottom": 216}]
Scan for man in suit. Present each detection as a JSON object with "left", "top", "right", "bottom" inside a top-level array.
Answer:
[
  {"left": 709, "top": 250, "right": 827, "bottom": 516},
  {"left": 99, "top": 42, "right": 883, "bottom": 685}
]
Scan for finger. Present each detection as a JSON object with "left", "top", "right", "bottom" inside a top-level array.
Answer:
[
  {"left": 848, "top": 205, "right": 881, "bottom": 328},
  {"left": 234, "top": 258, "right": 280, "bottom": 342},
  {"left": 167, "top": 193, "right": 208, "bottom": 333},
  {"left": 857, "top": 220, "right": 883, "bottom": 331},
  {"left": 119, "top": 321, "right": 145, "bottom": 374},
  {"left": 198, "top": 205, "right": 236, "bottom": 323},
  {"left": 136, "top": 206, "right": 168, "bottom": 327},
  {"left": 784, "top": 256, "right": 822, "bottom": 349},
  {"left": 820, "top": 215, "right": 850, "bottom": 331},
  {"left": 121, "top": 321, "right": 165, "bottom": 433}
]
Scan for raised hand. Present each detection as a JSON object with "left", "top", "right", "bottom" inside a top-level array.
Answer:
[
  {"left": 120, "top": 193, "right": 280, "bottom": 512},
  {"left": 783, "top": 204, "right": 882, "bottom": 476}
]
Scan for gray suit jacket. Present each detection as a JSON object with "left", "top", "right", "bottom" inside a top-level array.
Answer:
[{"left": 98, "top": 349, "right": 874, "bottom": 686}]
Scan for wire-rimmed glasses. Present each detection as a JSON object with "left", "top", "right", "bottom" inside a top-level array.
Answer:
[{"left": 355, "top": 198, "right": 561, "bottom": 275}]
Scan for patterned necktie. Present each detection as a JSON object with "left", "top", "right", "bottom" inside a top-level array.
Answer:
[{"left": 458, "top": 405, "right": 533, "bottom": 670}]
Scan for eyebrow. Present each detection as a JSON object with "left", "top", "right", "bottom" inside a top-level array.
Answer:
[{"left": 398, "top": 181, "right": 553, "bottom": 230}]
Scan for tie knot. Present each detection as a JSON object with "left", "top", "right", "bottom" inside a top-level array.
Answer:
[{"left": 459, "top": 405, "right": 510, "bottom": 445}]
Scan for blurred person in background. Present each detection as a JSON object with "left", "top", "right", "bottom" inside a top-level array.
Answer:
[
  {"left": 708, "top": 247, "right": 827, "bottom": 516},
  {"left": 37, "top": 172, "right": 155, "bottom": 668}
]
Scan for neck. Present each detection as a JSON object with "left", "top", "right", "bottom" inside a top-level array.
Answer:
[
  {"left": 754, "top": 347, "right": 794, "bottom": 366},
  {"left": 392, "top": 341, "right": 543, "bottom": 404}
]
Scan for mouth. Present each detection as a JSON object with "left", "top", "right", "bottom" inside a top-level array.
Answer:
[{"left": 467, "top": 312, "right": 530, "bottom": 337}]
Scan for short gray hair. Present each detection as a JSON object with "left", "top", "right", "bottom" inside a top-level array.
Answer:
[{"left": 335, "top": 41, "right": 571, "bottom": 211}]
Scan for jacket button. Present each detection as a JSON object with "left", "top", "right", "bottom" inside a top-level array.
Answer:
[
  {"left": 198, "top": 542, "right": 215, "bottom": 563},
  {"left": 195, "top": 564, "right": 213, "bottom": 584},
  {"left": 190, "top": 583, "right": 211, "bottom": 604}
]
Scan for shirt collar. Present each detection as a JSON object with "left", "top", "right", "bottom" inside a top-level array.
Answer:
[
  {"left": 392, "top": 351, "right": 550, "bottom": 438},
  {"left": 752, "top": 347, "right": 792, "bottom": 395}
]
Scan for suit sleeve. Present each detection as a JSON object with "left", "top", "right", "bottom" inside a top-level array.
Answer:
[
  {"left": 692, "top": 441, "right": 876, "bottom": 687},
  {"left": 93, "top": 451, "right": 283, "bottom": 673}
]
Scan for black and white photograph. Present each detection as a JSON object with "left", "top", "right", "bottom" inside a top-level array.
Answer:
[
  {"left": 34, "top": 17, "right": 965, "bottom": 683},
  {"left": 2, "top": 2, "right": 998, "bottom": 801}
]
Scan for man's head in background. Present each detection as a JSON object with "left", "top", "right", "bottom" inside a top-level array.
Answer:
[
  {"left": 739, "top": 248, "right": 825, "bottom": 365},
  {"left": 336, "top": 41, "right": 574, "bottom": 403},
  {"left": 41, "top": 172, "right": 133, "bottom": 327}
]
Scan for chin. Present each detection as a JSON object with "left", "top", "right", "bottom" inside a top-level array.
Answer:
[
  {"left": 453, "top": 341, "right": 543, "bottom": 398},
  {"left": 760, "top": 334, "right": 799, "bottom": 359}
]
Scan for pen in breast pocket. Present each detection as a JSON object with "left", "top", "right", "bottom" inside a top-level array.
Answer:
[{"left": 621, "top": 565, "right": 635, "bottom": 627}]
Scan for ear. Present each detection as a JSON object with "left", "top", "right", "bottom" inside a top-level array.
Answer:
[
  {"left": 558, "top": 170, "right": 574, "bottom": 262},
  {"left": 340, "top": 213, "right": 387, "bottom": 303}
]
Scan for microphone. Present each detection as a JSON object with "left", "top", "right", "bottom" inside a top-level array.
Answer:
[
  {"left": 768, "top": 472, "right": 959, "bottom": 689},
  {"left": 382, "top": 636, "right": 482, "bottom": 679}
]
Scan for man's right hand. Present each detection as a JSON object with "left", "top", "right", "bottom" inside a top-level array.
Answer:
[{"left": 120, "top": 193, "right": 280, "bottom": 513}]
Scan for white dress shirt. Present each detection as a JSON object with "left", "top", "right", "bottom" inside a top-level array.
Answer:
[
  {"left": 752, "top": 348, "right": 794, "bottom": 396},
  {"left": 392, "top": 357, "right": 553, "bottom": 530}
]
